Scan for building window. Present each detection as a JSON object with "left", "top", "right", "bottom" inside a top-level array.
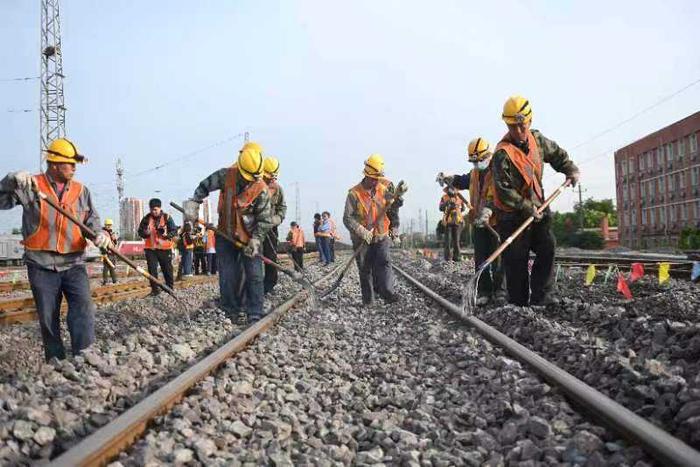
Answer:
[
  {"left": 692, "top": 167, "right": 700, "bottom": 187},
  {"left": 656, "top": 148, "right": 663, "bottom": 166},
  {"left": 668, "top": 174, "right": 674, "bottom": 191},
  {"left": 641, "top": 209, "right": 647, "bottom": 225},
  {"left": 670, "top": 206, "right": 676, "bottom": 222},
  {"left": 658, "top": 177, "right": 664, "bottom": 193},
  {"left": 682, "top": 203, "right": 688, "bottom": 221},
  {"left": 680, "top": 137, "right": 687, "bottom": 157},
  {"left": 691, "top": 133, "right": 698, "bottom": 153},
  {"left": 678, "top": 171, "right": 686, "bottom": 190}
]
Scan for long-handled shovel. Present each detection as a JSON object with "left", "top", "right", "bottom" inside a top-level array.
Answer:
[
  {"left": 170, "top": 203, "right": 318, "bottom": 298},
  {"left": 461, "top": 179, "right": 572, "bottom": 314},
  {"left": 34, "top": 189, "right": 191, "bottom": 323}
]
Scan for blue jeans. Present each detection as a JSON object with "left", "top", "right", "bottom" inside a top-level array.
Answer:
[
  {"left": 216, "top": 234, "right": 264, "bottom": 320},
  {"left": 27, "top": 263, "right": 95, "bottom": 361},
  {"left": 317, "top": 237, "right": 332, "bottom": 265},
  {"left": 315, "top": 238, "right": 326, "bottom": 262},
  {"left": 182, "top": 249, "right": 193, "bottom": 275}
]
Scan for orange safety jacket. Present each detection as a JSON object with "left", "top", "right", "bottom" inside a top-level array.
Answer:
[
  {"left": 183, "top": 234, "right": 195, "bottom": 250},
  {"left": 144, "top": 214, "right": 174, "bottom": 250},
  {"left": 206, "top": 229, "right": 216, "bottom": 251},
  {"left": 468, "top": 168, "right": 496, "bottom": 225},
  {"left": 440, "top": 192, "right": 465, "bottom": 226},
  {"left": 217, "top": 164, "right": 267, "bottom": 244},
  {"left": 23, "top": 174, "right": 88, "bottom": 253},
  {"left": 290, "top": 226, "right": 305, "bottom": 248},
  {"left": 493, "top": 130, "right": 543, "bottom": 212},
  {"left": 349, "top": 179, "right": 391, "bottom": 235}
]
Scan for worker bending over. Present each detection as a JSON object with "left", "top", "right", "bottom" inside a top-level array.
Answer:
[
  {"left": 438, "top": 186, "right": 466, "bottom": 262},
  {"left": 491, "top": 96, "right": 579, "bottom": 306},
  {"left": 101, "top": 218, "right": 119, "bottom": 285},
  {"left": 343, "top": 154, "right": 406, "bottom": 305},
  {"left": 286, "top": 221, "right": 305, "bottom": 271},
  {"left": 138, "top": 198, "right": 177, "bottom": 296},
  {"left": 185, "top": 142, "right": 272, "bottom": 324},
  {"left": 262, "top": 156, "right": 287, "bottom": 294},
  {"left": 0, "top": 138, "right": 110, "bottom": 360},
  {"left": 440, "top": 137, "right": 506, "bottom": 305}
]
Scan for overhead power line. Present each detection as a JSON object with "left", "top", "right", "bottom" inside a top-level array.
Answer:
[{"left": 0, "top": 76, "right": 40, "bottom": 82}]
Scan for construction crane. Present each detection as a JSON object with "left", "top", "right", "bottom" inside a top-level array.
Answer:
[{"left": 39, "top": 0, "right": 66, "bottom": 170}]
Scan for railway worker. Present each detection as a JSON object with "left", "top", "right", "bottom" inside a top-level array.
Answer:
[
  {"left": 286, "top": 221, "right": 305, "bottom": 271},
  {"left": 343, "top": 154, "right": 406, "bottom": 305},
  {"left": 206, "top": 227, "right": 217, "bottom": 275},
  {"left": 138, "top": 198, "right": 177, "bottom": 296},
  {"left": 438, "top": 186, "right": 466, "bottom": 262},
  {"left": 101, "top": 218, "right": 119, "bottom": 285},
  {"left": 0, "top": 137, "right": 110, "bottom": 360},
  {"left": 184, "top": 142, "right": 272, "bottom": 324},
  {"left": 261, "top": 156, "right": 287, "bottom": 294},
  {"left": 490, "top": 96, "right": 579, "bottom": 306},
  {"left": 193, "top": 225, "right": 207, "bottom": 275},
  {"left": 323, "top": 211, "right": 340, "bottom": 262},
  {"left": 438, "top": 137, "right": 506, "bottom": 305}
]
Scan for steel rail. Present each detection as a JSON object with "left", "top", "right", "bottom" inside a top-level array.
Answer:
[
  {"left": 49, "top": 263, "right": 342, "bottom": 467},
  {"left": 393, "top": 264, "right": 700, "bottom": 467}
]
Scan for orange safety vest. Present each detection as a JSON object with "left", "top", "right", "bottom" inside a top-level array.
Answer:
[
  {"left": 349, "top": 179, "right": 391, "bottom": 235},
  {"left": 468, "top": 168, "right": 495, "bottom": 225},
  {"left": 493, "top": 130, "right": 543, "bottom": 212},
  {"left": 290, "top": 226, "right": 305, "bottom": 248},
  {"left": 217, "top": 165, "right": 267, "bottom": 244},
  {"left": 206, "top": 229, "right": 216, "bottom": 250},
  {"left": 440, "top": 191, "right": 465, "bottom": 226},
  {"left": 144, "top": 214, "right": 174, "bottom": 250},
  {"left": 23, "top": 174, "right": 88, "bottom": 254},
  {"left": 183, "top": 234, "right": 195, "bottom": 250}
]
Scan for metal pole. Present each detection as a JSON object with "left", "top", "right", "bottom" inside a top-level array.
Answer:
[{"left": 578, "top": 183, "right": 584, "bottom": 230}]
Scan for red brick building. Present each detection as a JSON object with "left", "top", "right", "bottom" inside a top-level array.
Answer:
[{"left": 614, "top": 111, "right": 700, "bottom": 248}]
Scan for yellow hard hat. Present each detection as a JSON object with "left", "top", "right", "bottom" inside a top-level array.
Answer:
[
  {"left": 104, "top": 218, "right": 113, "bottom": 226},
  {"left": 237, "top": 146, "right": 264, "bottom": 182},
  {"left": 467, "top": 137, "right": 491, "bottom": 162},
  {"left": 240, "top": 141, "right": 263, "bottom": 155},
  {"left": 263, "top": 156, "right": 280, "bottom": 178},
  {"left": 363, "top": 153, "right": 385, "bottom": 179},
  {"left": 502, "top": 95, "right": 533, "bottom": 125},
  {"left": 45, "top": 138, "right": 86, "bottom": 164}
]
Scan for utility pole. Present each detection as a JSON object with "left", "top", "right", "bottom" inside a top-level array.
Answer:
[
  {"left": 244, "top": 131, "right": 250, "bottom": 143},
  {"left": 294, "top": 182, "right": 301, "bottom": 223},
  {"left": 116, "top": 158, "right": 125, "bottom": 236},
  {"left": 40, "top": 0, "right": 66, "bottom": 170},
  {"left": 578, "top": 183, "right": 584, "bottom": 230}
]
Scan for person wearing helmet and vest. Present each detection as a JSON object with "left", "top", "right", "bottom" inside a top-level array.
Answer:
[
  {"left": 438, "top": 137, "right": 506, "bottom": 305},
  {"left": 193, "top": 225, "right": 208, "bottom": 275},
  {"left": 491, "top": 96, "right": 580, "bottom": 306},
  {"left": 206, "top": 227, "right": 217, "bottom": 274},
  {"left": 101, "top": 218, "right": 119, "bottom": 285},
  {"left": 138, "top": 198, "right": 178, "bottom": 295},
  {"left": 286, "top": 221, "right": 305, "bottom": 271},
  {"left": 184, "top": 142, "right": 272, "bottom": 324},
  {"left": 0, "top": 138, "right": 108, "bottom": 360},
  {"left": 323, "top": 211, "right": 340, "bottom": 262},
  {"left": 261, "top": 156, "right": 287, "bottom": 294},
  {"left": 343, "top": 154, "right": 407, "bottom": 305},
  {"left": 438, "top": 186, "right": 466, "bottom": 262}
]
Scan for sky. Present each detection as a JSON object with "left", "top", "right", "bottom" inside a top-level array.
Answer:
[{"left": 1, "top": 0, "right": 699, "bottom": 241}]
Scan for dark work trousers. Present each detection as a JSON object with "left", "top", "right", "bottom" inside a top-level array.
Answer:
[
  {"left": 317, "top": 236, "right": 332, "bottom": 266},
  {"left": 102, "top": 255, "right": 118, "bottom": 285},
  {"left": 291, "top": 248, "right": 304, "bottom": 271},
  {"left": 217, "top": 234, "right": 264, "bottom": 320},
  {"left": 194, "top": 250, "right": 207, "bottom": 275},
  {"left": 496, "top": 211, "right": 555, "bottom": 306},
  {"left": 27, "top": 263, "right": 96, "bottom": 361},
  {"left": 145, "top": 249, "right": 174, "bottom": 294},
  {"left": 473, "top": 226, "right": 505, "bottom": 298},
  {"left": 353, "top": 237, "right": 395, "bottom": 304},
  {"left": 263, "top": 227, "right": 279, "bottom": 294},
  {"left": 207, "top": 252, "right": 217, "bottom": 274},
  {"left": 443, "top": 223, "right": 463, "bottom": 261},
  {"left": 329, "top": 238, "right": 336, "bottom": 262}
]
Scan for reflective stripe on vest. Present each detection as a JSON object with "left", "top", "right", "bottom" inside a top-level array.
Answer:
[
  {"left": 493, "top": 130, "right": 543, "bottom": 212},
  {"left": 144, "top": 215, "right": 173, "bottom": 250},
  {"left": 23, "top": 174, "right": 88, "bottom": 253},
  {"left": 350, "top": 180, "right": 391, "bottom": 234},
  {"left": 217, "top": 165, "right": 267, "bottom": 244},
  {"left": 441, "top": 193, "right": 464, "bottom": 225}
]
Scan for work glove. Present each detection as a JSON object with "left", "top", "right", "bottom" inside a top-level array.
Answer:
[
  {"left": 94, "top": 231, "right": 113, "bottom": 250},
  {"left": 435, "top": 172, "right": 454, "bottom": 187},
  {"left": 243, "top": 238, "right": 261, "bottom": 257},
  {"left": 11, "top": 171, "right": 36, "bottom": 192},
  {"left": 395, "top": 180, "right": 408, "bottom": 197},
  {"left": 476, "top": 207, "right": 492, "bottom": 227},
  {"left": 183, "top": 199, "right": 200, "bottom": 224},
  {"left": 566, "top": 170, "right": 580, "bottom": 188},
  {"left": 270, "top": 215, "right": 282, "bottom": 226},
  {"left": 390, "top": 227, "right": 401, "bottom": 247},
  {"left": 528, "top": 204, "right": 543, "bottom": 222},
  {"left": 355, "top": 225, "right": 374, "bottom": 244}
]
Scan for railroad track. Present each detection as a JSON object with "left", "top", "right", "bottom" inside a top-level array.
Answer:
[
  {"left": 48, "top": 263, "right": 342, "bottom": 467},
  {"left": 0, "top": 275, "right": 217, "bottom": 326}
]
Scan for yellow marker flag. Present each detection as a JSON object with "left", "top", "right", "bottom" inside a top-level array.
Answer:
[
  {"left": 658, "top": 262, "right": 670, "bottom": 284},
  {"left": 585, "top": 264, "right": 596, "bottom": 285}
]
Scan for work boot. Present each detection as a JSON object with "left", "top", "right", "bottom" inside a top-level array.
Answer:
[
  {"left": 361, "top": 297, "right": 374, "bottom": 307},
  {"left": 531, "top": 294, "right": 560, "bottom": 307},
  {"left": 236, "top": 312, "right": 248, "bottom": 326},
  {"left": 148, "top": 290, "right": 161, "bottom": 298},
  {"left": 383, "top": 293, "right": 400, "bottom": 304},
  {"left": 476, "top": 295, "right": 490, "bottom": 307},
  {"left": 493, "top": 291, "right": 508, "bottom": 306}
]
